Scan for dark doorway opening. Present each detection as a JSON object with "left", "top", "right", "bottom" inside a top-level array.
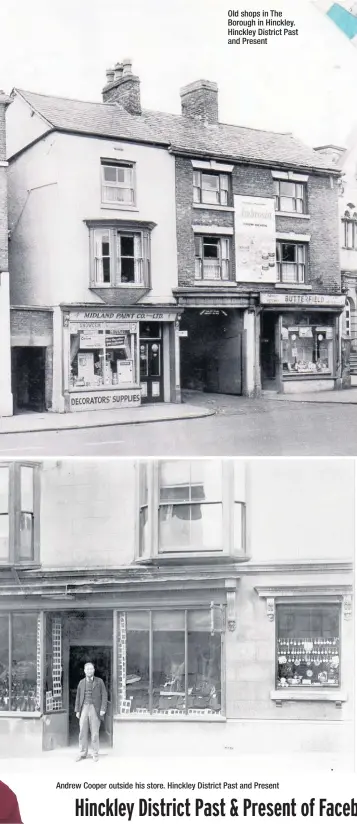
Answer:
[
  {"left": 68, "top": 645, "right": 113, "bottom": 747},
  {"left": 260, "top": 313, "right": 278, "bottom": 390},
  {"left": 11, "top": 346, "right": 46, "bottom": 413},
  {"left": 180, "top": 310, "right": 242, "bottom": 395}
]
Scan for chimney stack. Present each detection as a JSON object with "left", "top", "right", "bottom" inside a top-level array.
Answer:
[
  {"left": 102, "top": 59, "right": 141, "bottom": 115},
  {"left": 180, "top": 80, "right": 218, "bottom": 124}
]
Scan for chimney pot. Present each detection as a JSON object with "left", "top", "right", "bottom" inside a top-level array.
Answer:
[
  {"left": 106, "top": 68, "right": 115, "bottom": 85},
  {"left": 102, "top": 58, "right": 141, "bottom": 115},
  {"left": 180, "top": 79, "right": 218, "bottom": 124}
]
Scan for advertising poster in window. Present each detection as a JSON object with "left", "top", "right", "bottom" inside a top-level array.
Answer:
[{"left": 234, "top": 195, "right": 277, "bottom": 283}]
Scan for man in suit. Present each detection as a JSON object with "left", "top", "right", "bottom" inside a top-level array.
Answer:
[
  {"left": 0, "top": 781, "right": 23, "bottom": 823},
  {"left": 75, "top": 661, "right": 107, "bottom": 762}
]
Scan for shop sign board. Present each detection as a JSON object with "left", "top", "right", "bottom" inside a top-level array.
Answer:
[
  {"left": 234, "top": 195, "right": 277, "bottom": 284},
  {"left": 105, "top": 336, "right": 126, "bottom": 348},
  {"left": 260, "top": 293, "right": 346, "bottom": 307},
  {"left": 71, "top": 321, "right": 137, "bottom": 334},
  {"left": 178, "top": 330, "right": 188, "bottom": 337},
  {"left": 69, "top": 310, "right": 178, "bottom": 322},
  {"left": 79, "top": 332, "right": 104, "bottom": 348},
  {"left": 69, "top": 389, "right": 141, "bottom": 411}
]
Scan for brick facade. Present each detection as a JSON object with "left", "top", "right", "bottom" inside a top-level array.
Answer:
[{"left": 175, "top": 156, "right": 341, "bottom": 294}]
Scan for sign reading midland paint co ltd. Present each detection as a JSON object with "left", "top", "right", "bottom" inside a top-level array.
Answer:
[
  {"left": 70, "top": 389, "right": 141, "bottom": 411},
  {"left": 234, "top": 195, "right": 276, "bottom": 284},
  {"left": 260, "top": 293, "right": 346, "bottom": 307}
]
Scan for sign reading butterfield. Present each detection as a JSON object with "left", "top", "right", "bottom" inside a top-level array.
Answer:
[
  {"left": 260, "top": 292, "right": 346, "bottom": 307},
  {"left": 234, "top": 195, "right": 277, "bottom": 284}
]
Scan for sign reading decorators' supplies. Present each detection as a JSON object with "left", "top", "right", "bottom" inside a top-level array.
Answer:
[
  {"left": 70, "top": 389, "right": 141, "bottom": 411},
  {"left": 234, "top": 195, "right": 276, "bottom": 283}
]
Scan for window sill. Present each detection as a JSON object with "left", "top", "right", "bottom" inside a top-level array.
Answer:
[
  {"left": 275, "top": 284, "right": 311, "bottom": 290},
  {"left": 0, "top": 711, "right": 42, "bottom": 718},
  {"left": 114, "top": 714, "right": 226, "bottom": 722},
  {"left": 100, "top": 204, "right": 139, "bottom": 212},
  {"left": 194, "top": 280, "right": 236, "bottom": 286},
  {"left": 275, "top": 212, "right": 310, "bottom": 220},
  {"left": 270, "top": 689, "right": 346, "bottom": 705},
  {"left": 192, "top": 204, "right": 235, "bottom": 213},
  {"left": 283, "top": 374, "right": 334, "bottom": 381}
]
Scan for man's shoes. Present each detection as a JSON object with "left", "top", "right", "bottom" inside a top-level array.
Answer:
[
  {"left": 75, "top": 754, "right": 87, "bottom": 761},
  {"left": 93, "top": 755, "right": 99, "bottom": 762}
]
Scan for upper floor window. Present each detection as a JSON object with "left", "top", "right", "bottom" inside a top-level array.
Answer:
[
  {"left": 342, "top": 210, "right": 357, "bottom": 249},
  {"left": 91, "top": 227, "right": 151, "bottom": 287},
  {"left": 276, "top": 604, "right": 340, "bottom": 689},
  {"left": 276, "top": 241, "right": 306, "bottom": 284},
  {"left": 194, "top": 235, "right": 231, "bottom": 281},
  {"left": 193, "top": 170, "right": 230, "bottom": 206},
  {"left": 138, "top": 460, "right": 246, "bottom": 560},
  {"left": 274, "top": 179, "right": 307, "bottom": 214},
  {"left": 101, "top": 161, "right": 135, "bottom": 206},
  {"left": 0, "top": 463, "right": 39, "bottom": 564}
]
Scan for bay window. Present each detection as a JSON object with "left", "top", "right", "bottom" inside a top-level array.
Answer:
[
  {"left": 193, "top": 170, "right": 230, "bottom": 206},
  {"left": 195, "top": 235, "right": 231, "bottom": 281},
  {"left": 276, "top": 604, "right": 340, "bottom": 689},
  {"left": 89, "top": 222, "right": 152, "bottom": 288},
  {"left": 137, "top": 460, "right": 246, "bottom": 560},
  {"left": 0, "top": 463, "right": 39, "bottom": 564},
  {"left": 119, "top": 608, "right": 223, "bottom": 717},
  {"left": 276, "top": 242, "right": 306, "bottom": 284}
]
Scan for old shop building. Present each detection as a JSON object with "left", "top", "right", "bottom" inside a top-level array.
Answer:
[
  {"left": 173, "top": 81, "right": 345, "bottom": 396},
  {"left": 5, "top": 63, "right": 346, "bottom": 414},
  {"left": 0, "top": 92, "right": 13, "bottom": 416},
  {"left": 6, "top": 63, "right": 182, "bottom": 414},
  {"left": 0, "top": 459, "right": 353, "bottom": 761}
]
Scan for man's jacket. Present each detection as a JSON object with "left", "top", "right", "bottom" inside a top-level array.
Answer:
[
  {"left": 0, "top": 781, "right": 23, "bottom": 823},
  {"left": 75, "top": 676, "right": 108, "bottom": 719}
]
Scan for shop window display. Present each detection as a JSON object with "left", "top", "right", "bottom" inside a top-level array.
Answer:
[
  {"left": 282, "top": 324, "right": 334, "bottom": 375},
  {"left": 69, "top": 325, "right": 138, "bottom": 390},
  {"left": 122, "top": 609, "right": 222, "bottom": 717},
  {"left": 276, "top": 605, "right": 340, "bottom": 689},
  {"left": 0, "top": 467, "right": 9, "bottom": 561},
  {"left": 0, "top": 614, "right": 39, "bottom": 711},
  {"left": 158, "top": 460, "right": 223, "bottom": 551}
]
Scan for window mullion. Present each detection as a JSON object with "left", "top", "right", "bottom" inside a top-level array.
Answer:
[
  {"left": 149, "top": 611, "right": 153, "bottom": 715},
  {"left": 184, "top": 610, "right": 188, "bottom": 716},
  {"left": 8, "top": 613, "right": 12, "bottom": 712}
]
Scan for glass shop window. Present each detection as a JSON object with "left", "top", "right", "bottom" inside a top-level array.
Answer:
[
  {"left": 158, "top": 460, "right": 223, "bottom": 551},
  {"left": 70, "top": 327, "right": 137, "bottom": 390},
  {"left": 19, "top": 466, "right": 34, "bottom": 561},
  {"left": 0, "top": 613, "right": 39, "bottom": 711},
  {"left": 138, "top": 463, "right": 149, "bottom": 558},
  {"left": 0, "top": 467, "right": 9, "bottom": 561},
  {"left": 282, "top": 325, "right": 334, "bottom": 376},
  {"left": 276, "top": 605, "right": 340, "bottom": 689},
  {"left": 122, "top": 609, "right": 223, "bottom": 717}
]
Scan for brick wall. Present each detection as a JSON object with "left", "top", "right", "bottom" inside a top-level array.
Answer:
[{"left": 176, "top": 157, "right": 341, "bottom": 293}]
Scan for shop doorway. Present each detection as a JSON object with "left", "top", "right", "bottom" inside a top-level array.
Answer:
[
  {"left": 260, "top": 313, "right": 279, "bottom": 390},
  {"left": 180, "top": 310, "right": 242, "bottom": 395},
  {"left": 140, "top": 322, "right": 163, "bottom": 403},
  {"left": 68, "top": 645, "right": 113, "bottom": 747},
  {"left": 11, "top": 346, "right": 46, "bottom": 413}
]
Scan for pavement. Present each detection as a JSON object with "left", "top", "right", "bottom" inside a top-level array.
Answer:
[{"left": 0, "top": 400, "right": 214, "bottom": 435}]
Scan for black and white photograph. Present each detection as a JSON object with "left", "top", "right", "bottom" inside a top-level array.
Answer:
[{"left": 0, "top": 0, "right": 357, "bottom": 822}]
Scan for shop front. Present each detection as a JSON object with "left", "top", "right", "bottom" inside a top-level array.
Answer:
[
  {"left": 61, "top": 306, "right": 182, "bottom": 411},
  {"left": 260, "top": 292, "right": 346, "bottom": 392}
]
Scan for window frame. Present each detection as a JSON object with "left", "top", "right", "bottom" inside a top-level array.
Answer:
[
  {"left": 137, "top": 461, "right": 246, "bottom": 561},
  {"left": 274, "top": 179, "right": 307, "bottom": 214},
  {"left": 0, "top": 463, "right": 40, "bottom": 565},
  {"left": 115, "top": 607, "right": 226, "bottom": 719},
  {"left": 100, "top": 160, "right": 136, "bottom": 208},
  {"left": 90, "top": 225, "right": 151, "bottom": 288},
  {"left": 275, "top": 602, "right": 341, "bottom": 691},
  {"left": 342, "top": 211, "right": 357, "bottom": 250},
  {"left": 276, "top": 241, "right": 307, "bottom": 284},
  {"left": 0, "top": 611, "right": 42, "bottom": 714},
  {"left": 194, "top": 234, "right": 231, "bottom": 281},
  {"left": 193, "top": 170, "right": 231, "bottom": 207}
]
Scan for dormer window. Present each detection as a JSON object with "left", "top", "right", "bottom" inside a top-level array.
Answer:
[{"left": 101, "top": 160, "right": 135, "bottom": 206}]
